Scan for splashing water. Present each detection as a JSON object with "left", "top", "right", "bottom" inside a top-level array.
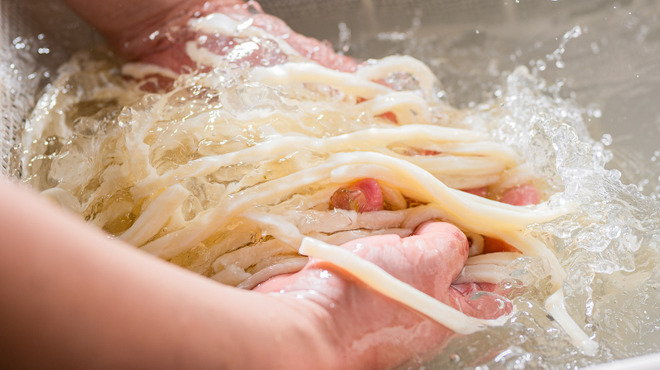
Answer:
[
  {"left": 4, "top": 1, "right": 659, "bottom": 368},
  {"left": 349, "top": 2, "right": 660, "bottom": 368}
]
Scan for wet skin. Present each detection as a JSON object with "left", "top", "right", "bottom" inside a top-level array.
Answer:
[
  {"left": 56, "top": 1, "right": 537, "bottom": 368},
  {"left": 255, "top": 222, "right": 512, "bottom": 368}
]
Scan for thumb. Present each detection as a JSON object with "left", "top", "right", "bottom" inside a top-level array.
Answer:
[
  {"left": 337, "top": 221, "right": 469, "bottom": 300},
  {"left": 401, "top": 221, "right": 470, "bottom": 298}
]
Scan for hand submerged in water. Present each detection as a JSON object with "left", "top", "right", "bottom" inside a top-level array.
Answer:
[
  {"left": 64, "top": 0, "right": 356, "bottom": 79},
  {"left": 48, "top": 1, "right": 516, "bottom": 369},
  {"left": 255, "top": 221, "right": 512, "bottom": 369}
]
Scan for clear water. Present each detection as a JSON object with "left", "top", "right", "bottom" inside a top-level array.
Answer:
[
  {"left": 4, "top": 0, "right": 660, "bottom": 368},
  {"left": 340, "top": 1, "right": 660, "bottom": 368},
  {"left": 346, "top": 0, "right": 660, "bottom": 201}
]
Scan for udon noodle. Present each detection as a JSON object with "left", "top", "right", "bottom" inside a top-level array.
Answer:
[{"left": 16, "top": 11, "right": 598, "bottom": 354}]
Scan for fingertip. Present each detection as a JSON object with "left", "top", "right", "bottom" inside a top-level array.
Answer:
[
  {"left": 414, "top": 221, "right": 460, "bottom": 237},
  {"left": 450, "top": 283, "right": 513, "bottom": 320},
  {"left": 413, "top": 221, "right": 468, "bottom": 251}
]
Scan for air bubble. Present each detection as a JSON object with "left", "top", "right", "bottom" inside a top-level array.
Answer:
[
  {"left": 602, "top": 225, "right": 622, "bottom": 239},
  {"left": 600, "top": 134, "right": 612, "bottom": 146},
  {"left": 536, "top": 59, "right": 547, "bottom": 71},
  {"left": 12, "top": 37, "right": 26, "bottom": 50},
  {"left": 587, "top": 103, "right": 603, "bottom": 118}
]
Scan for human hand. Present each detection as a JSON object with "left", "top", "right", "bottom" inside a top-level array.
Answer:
[
  {"left": 255, "top": 222, "right": 512, "bottom": 369},
  {"left": 55, "top": 2, "right": 524, "bottom": 367},
  {"left": 62, "top": 0, "right": 357, "bottom": 76}
]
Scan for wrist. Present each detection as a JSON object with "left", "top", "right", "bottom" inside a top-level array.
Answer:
[{"left": 267, "top": 293, "right": 344, "bottom": 370}]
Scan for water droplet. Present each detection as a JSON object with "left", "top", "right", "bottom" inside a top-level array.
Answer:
[
  {"left": 536, "top": 59, "right": 547, "bottom": 71},
  {"left": 148, "top": 30, "right": 160, "bottom": 40},
  {"left": 12, "top": 37, "right": 26, "bottom": 50},
  {"left": 236, "top": 18, "right": 254, "bottom": 33},
  {"left": 338, "top": 22, "right": 352, "bottom": 54},
  {"left": 600, "top": 134, "right": 612, "bottom": 146}
]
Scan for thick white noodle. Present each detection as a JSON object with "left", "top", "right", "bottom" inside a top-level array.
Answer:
[
  {"left": 455, "top": 252, "right": 522, "bottom": 284},
  {"left": 119, "top": 184, "right": 189, "bottom": 245},
  {"left": 132, "top": 124, "right": 519, "bottom": 198},
  {"left": 141, "top": 152, "right": 566, "bottom": 258},
  {"left": 299, "top": 237, "right": 514, "bottom": 334},
  {"left": 466, "top": 232, "right": 485, "bottom": 256},
  {"left": 236, "top": 257, "right": 309, "bottom": 289},
  {"left": 545, "top": 290, "right": 599, "bottom": 356},
  {"left": 20, "top": 9, "right": 599, "bottom": 355},
  {"left": 453, "top": 265, "right": 509, "bottom": 284},
  {"left": 252, "top": 62, "right": 392, "bottom": 98},
  {"left": 355, "top": 55, "right": 439, "bottom": 97}
]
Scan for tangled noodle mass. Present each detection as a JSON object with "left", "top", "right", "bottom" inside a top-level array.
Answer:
[{"left": 17, "top": 10, "right": 598, "bottom": 354}]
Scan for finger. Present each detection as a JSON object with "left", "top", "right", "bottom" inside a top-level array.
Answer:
[
  {"left": 449, "top": 283, "right": 513, "bottom": 320},
  {"left": 262, "top": 221, "right": 470, "bottom": 305},
  {"left": 499, "top": 183, "right": 540, "bottom": 206},
  {"left": 320, "top": 221, "right": 470, "bottom": 300},
  {"left": 402, "top": 221, "right": 470, "bottom": 296}
]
